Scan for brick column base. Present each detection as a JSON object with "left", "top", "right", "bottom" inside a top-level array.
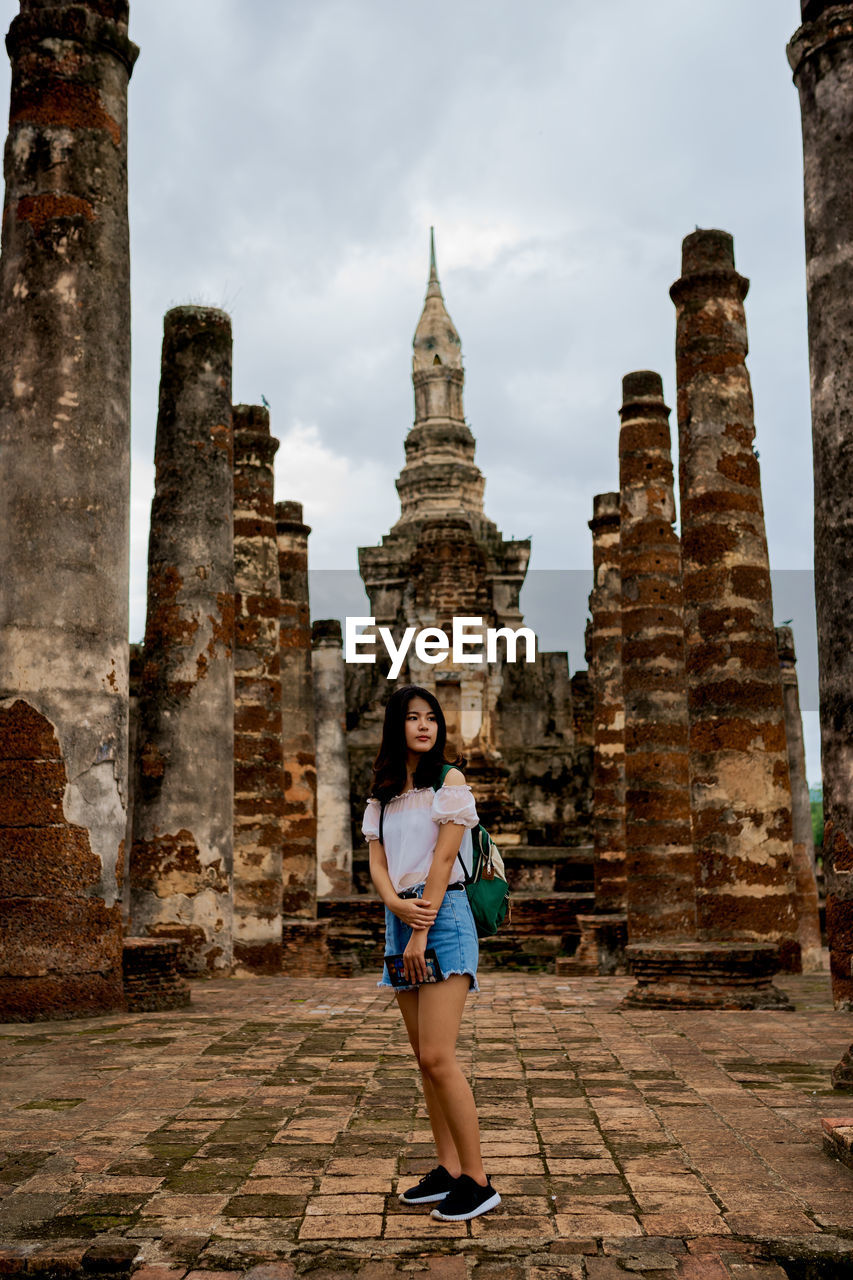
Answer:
[
  {"left": 623, "top": 942, "right": 793, "bottom": 1010},
  {"left": 122, "top": 939, "right": 190, "bottom": 1012}
]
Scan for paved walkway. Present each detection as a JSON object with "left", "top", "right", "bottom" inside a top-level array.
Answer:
[{"left": 1, "top": 973, "right": 852, "bottom": 1279}]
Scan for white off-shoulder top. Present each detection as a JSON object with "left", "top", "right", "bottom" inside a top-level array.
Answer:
[{"left": 362, "top": 784, "right": 479, "bottom": 893}]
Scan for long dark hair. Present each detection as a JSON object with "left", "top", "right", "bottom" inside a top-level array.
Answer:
[{"left": 370, "top": 684, "right": 464, "bottom": 802}]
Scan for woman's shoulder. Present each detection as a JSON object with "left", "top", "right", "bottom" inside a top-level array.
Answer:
[{"left": 439, "top": 766, "right": 467, "bottom": 787}]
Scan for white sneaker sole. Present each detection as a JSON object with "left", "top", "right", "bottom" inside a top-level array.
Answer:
[
  {"left": 398, "top": 1190, "right": 450, "bottom": 1204},
  {"left": 431, "top": 1190, "right": 501, "bottom": 1221}
]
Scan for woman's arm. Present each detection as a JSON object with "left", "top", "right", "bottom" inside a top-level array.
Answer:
[
  {"left": 402, "top": 769, "right": 468, "bottom": 983},
  {"left": 368, "top": 839, "right": 437, "bottom": 931}
]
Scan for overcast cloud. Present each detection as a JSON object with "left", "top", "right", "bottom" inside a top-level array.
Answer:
[{"left": 0, "top": 1, "right": 821, "bottom": 776}]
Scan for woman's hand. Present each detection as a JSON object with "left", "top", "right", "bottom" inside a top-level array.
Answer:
[
  {"left": 402, "top": 930, "right": 429, "bottom": 985},
  {"left": 392, "top": 896, "right": 437, "bottom": 931}
]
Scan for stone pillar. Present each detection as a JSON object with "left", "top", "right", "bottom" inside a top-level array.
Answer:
[
  {"left": 571, "top": 494, "right": 627, "bottom": 974},
  {"left": 588, "top": 492, "right": 627, "bottom": 915},
  {"left": 776, "top": 626, "right": 823, "bottom": 973},
  {"left": 0, "top": 2, "right": 138, "bottom": 1020},
  {"left": 276, "top": 501, "right": 317, "bottom": 918},
  {"left": 619, "top": 373, "right": 697, "bottom": 951},
  {"left": 788, "top": 2, "right": 853, "bottom": 1007},
  {"left": 232, "top": 405, "right": 284, "bottom": 972},
  {"left": 312, "top": 620, "right": 354, "bottom": 898},
  {"left": 129, "top": 307, "right": 235, "bottom": 974},
  {"left": 671, "top": 230, "right": 800, "bottom": 972}
]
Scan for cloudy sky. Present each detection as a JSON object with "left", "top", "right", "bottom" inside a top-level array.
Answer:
[{"left": 0, "top": 0, "right": 821, "bottom": 777}]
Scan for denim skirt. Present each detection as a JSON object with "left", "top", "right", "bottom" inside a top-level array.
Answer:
[{"left": 380, "top": 883, "right": 479, "bottom": 993}]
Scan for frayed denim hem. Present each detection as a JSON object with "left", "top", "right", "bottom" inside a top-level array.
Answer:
[{"left": 377, "top": 969, "right": 479, "bottom": 993}]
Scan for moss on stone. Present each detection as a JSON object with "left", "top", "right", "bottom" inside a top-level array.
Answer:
[{"left": 18, "top": 1098, "right": 84, "bottom": 1111}]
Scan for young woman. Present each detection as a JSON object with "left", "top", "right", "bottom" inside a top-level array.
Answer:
[{"left": 362, "top": 684, "right": 501, "bottom": 1223}]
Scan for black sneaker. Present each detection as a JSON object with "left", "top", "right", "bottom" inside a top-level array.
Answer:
[
  {"left": 431, "top": 1173, "right": 501, "bottom": 1221},
  {"left": 398, "top": 1164, "right": 457, "bottom": 1205}
]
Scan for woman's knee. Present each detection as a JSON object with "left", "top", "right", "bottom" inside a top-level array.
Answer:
[{"left": 418, "top": 1045, "right": 457, "bottom": 1080}]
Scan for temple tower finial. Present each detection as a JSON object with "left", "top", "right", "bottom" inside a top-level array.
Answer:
[
  {"left": 413, "top": 227, "right": 462, "bottom": 372},
  {"left": 428, "top": 225, "right": 440, "bottom": 294}
]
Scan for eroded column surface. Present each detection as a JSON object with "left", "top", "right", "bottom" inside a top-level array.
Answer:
[
  {"left": 312, "top": 620, "right": 353, "bottom": 898},
  {"left": 0, "top": 1, "right": 138, "bottom": 1019},
  {"left": 671, "top": 230, "right": 800, "bottom": 971},
  {"left": 776, "top": 626, "right": 823, "bottom": 973},
  {"left": 619, "top": 373, "right": 696, "bottom": 952},
  {"left": 124, "top": 643, "right": 143, "bottom": 930},
  {"left": 232, "top": 405, "right": 284, "bottom": 972},
  {"left": 276, "top": 501, "right": 317, "bottom": 919},
  {"left": 130, "top": 307, "right": 235, "bottom": 974},
  {"left": 589, "top": 492, "right": 627, "bottom": 915},
  {"left": 788, "top": 2, "right": 853, "bottom": 1006}
]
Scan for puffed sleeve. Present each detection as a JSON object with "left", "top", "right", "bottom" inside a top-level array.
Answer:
[
  {"left": 362, "top": 797, "right": 381, "bottom": 843},
  {"left": 431, "top": 784, "right": 479, "bottom": 828}
]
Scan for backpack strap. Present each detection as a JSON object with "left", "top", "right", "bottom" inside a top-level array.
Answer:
[{"left": 432, "top": 762, "right": 455, "bottom": 791}]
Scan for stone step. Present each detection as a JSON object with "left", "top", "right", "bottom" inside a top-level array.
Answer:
[{"left": 822, "top": 1116, "right": 853, "bottom": 1169}]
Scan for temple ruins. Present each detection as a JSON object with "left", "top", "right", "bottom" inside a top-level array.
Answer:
[
  {"left": 788, "top": 0, "right": 853, "bottom": 1014},
  {"left": 345, "top": 231, "right": 593, "bottom": 884},
  {"left": 573, "top": 492, "right": 626, "bottom": 975},
  {"left": 0, "top": 0, "right": 138, "bottom": 1019},
  {"left": 617, "top": 371, "right": 703, "bottom": 1004},
  {"left": 232, "top": 405, "right": 286, "bottom": 973},
  {"left": 0, "top": 0, "right": 842, "bottom": 1053},
  {"left": 672, "top": 230, "right": 801, "bottom": 969},
  {"left": 129, "top": 306, "right": 236, "bottom": 976}
]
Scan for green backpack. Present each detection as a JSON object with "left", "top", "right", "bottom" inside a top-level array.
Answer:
[{"left": 434, "top": 764, "right": 510, "bottom": 938}]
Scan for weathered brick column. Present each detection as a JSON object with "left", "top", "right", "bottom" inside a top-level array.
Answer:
[
  {"left": 0, "top": 1, "right": 138, "bottom": 1019},
  {"left": 618, "top": 372, "right": 789, "bottom": 1009},
  {"left": 589, "top": 492, "right": 627, "bottom": 915},
  {"left": 776, "top": 626, "right": 823, "bottom": 973},
  {"left": 671, "top": 230, "right": 800, "bottom": 972},
  {"left": 575, "top": 494, "right": 627, "bottom": 973},
  {"left": 276, "top": 501, "right": 317, "bottom": 919},
  {"left": 619, "top": 373, "right": 697, "bottom": 953},
  {"left": 788, "top": 2, "right": 853, "bottom": 1008},
  {"left": 312, "top": 620, "right": 353, "bottom": 897},
  {"left": 232, "top": 405, "right": 284, "bottom": 972},
  {"left": 130, "top": 307, "right": 235, "bottom": 974}
]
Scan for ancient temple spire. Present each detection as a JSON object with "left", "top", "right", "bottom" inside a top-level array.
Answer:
[
  {"left": 413, "top": 228, "right": 463, "bottom": 373},
  {"left": 383, "top": 228, "right": 484, "bottom": 525},
  {"left": 428, "top": 225, "right": 440, "bottom": 292},
  {"left": 358, "top": 230, "right": 529, "bottom": 634}
]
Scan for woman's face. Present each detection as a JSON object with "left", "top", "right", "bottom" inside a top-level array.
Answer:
[{"left": 404, "top": 695, "right": 438, "bottom": 759}]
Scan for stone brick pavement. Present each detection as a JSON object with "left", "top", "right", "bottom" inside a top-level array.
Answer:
[{"left": 1, "top": 973, "right": 852, "bottom": 1279}]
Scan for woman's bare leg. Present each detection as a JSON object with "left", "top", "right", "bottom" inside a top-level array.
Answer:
[
  {"left": 396, "top": 989, "right": 461, "bottom": 1176},
  {"left": 416, "top": 976, "right": 486, "bottom": 1185}
]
